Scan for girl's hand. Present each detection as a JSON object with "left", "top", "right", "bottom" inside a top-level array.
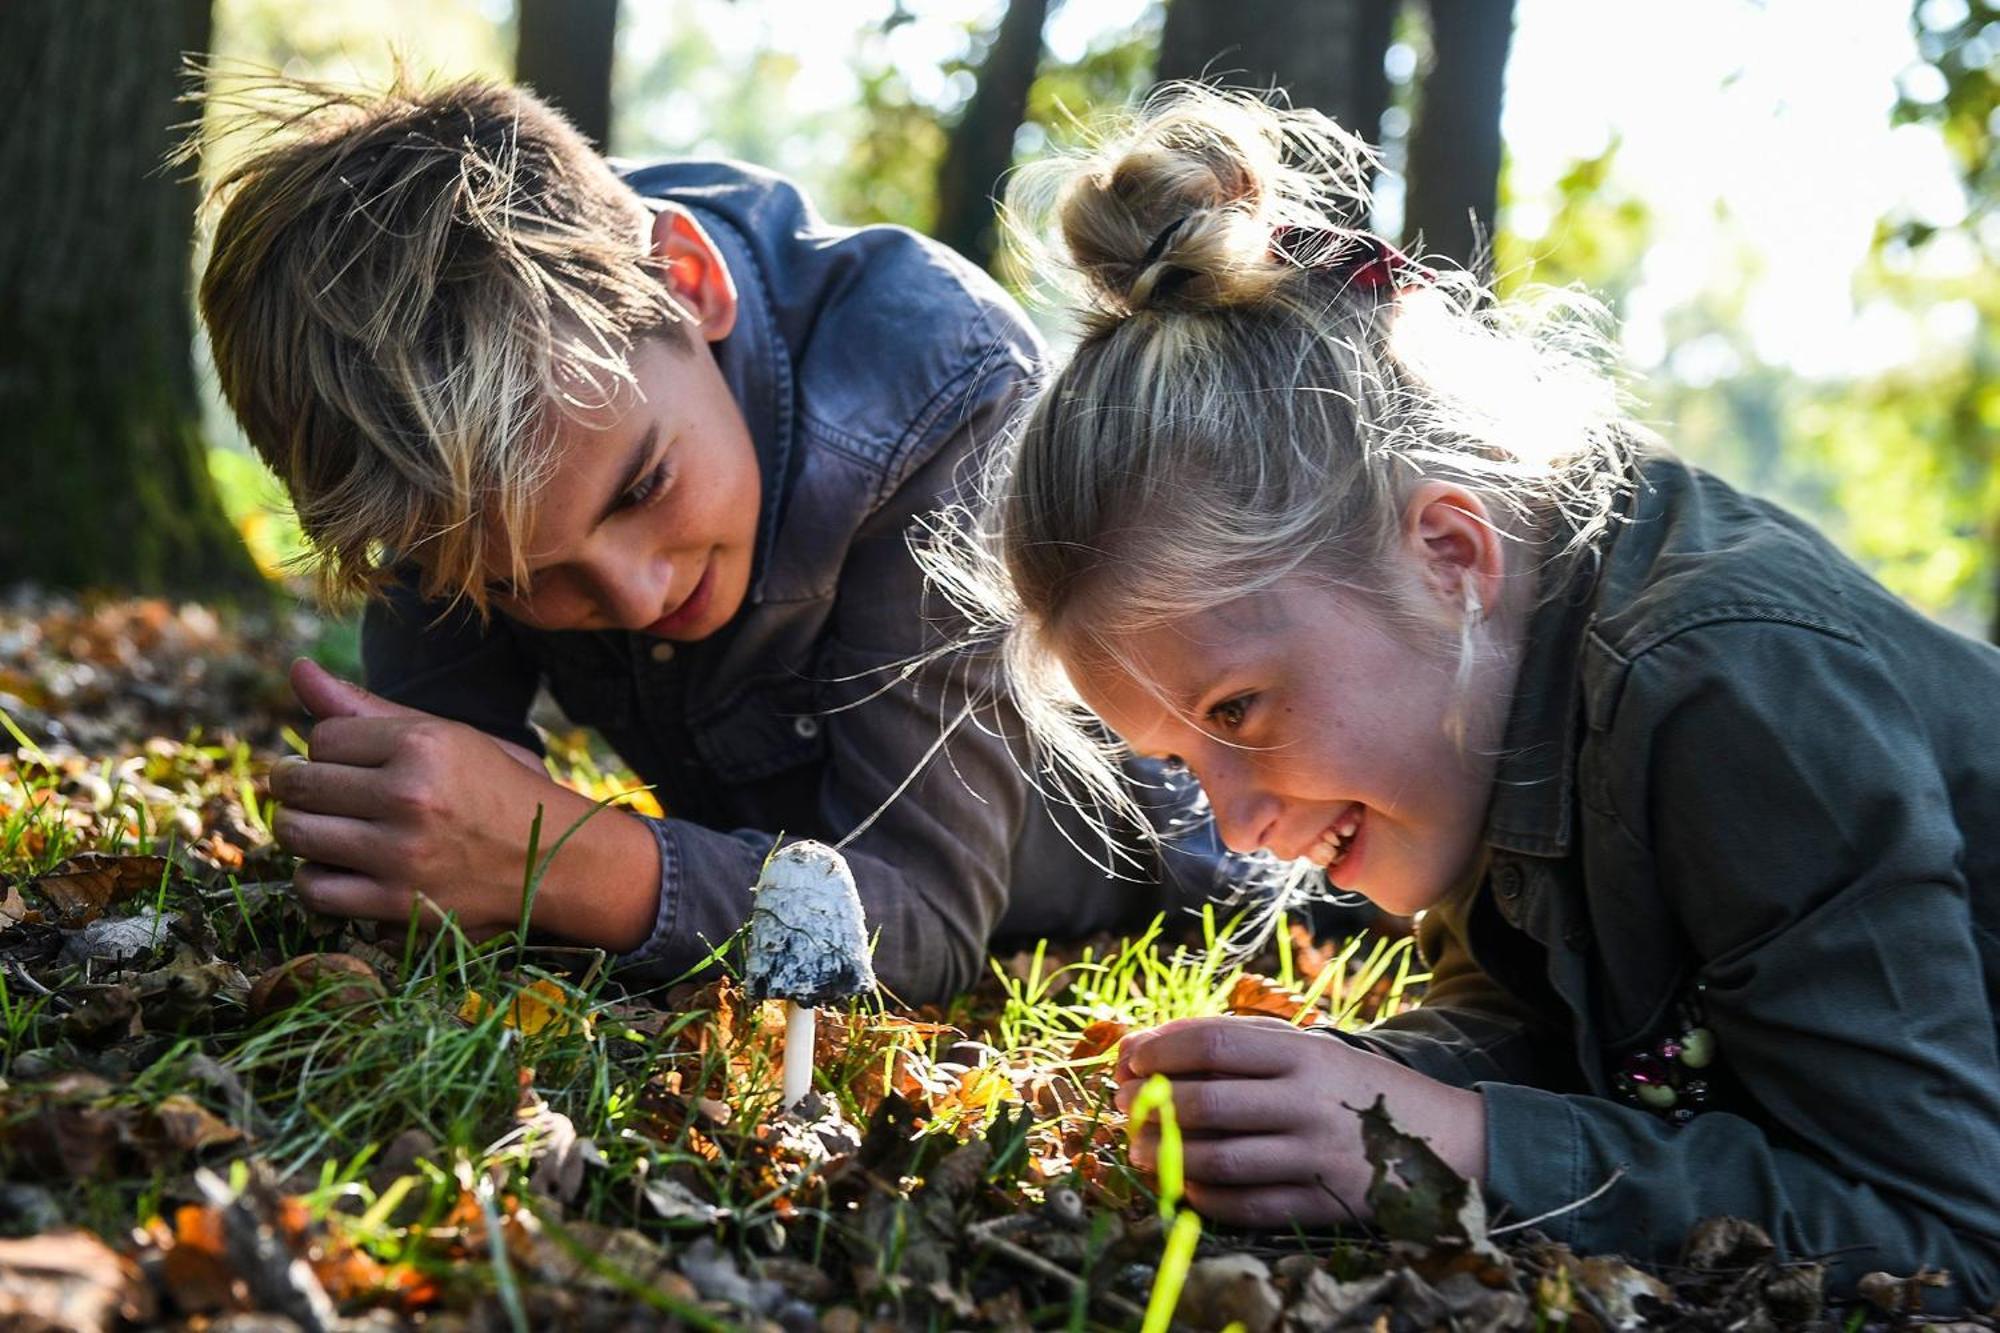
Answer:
[
  {"left": 267, "top": 659, "right": 661, "bottom": 947},
  {"left": 1113, "top": 1015, "right": 1487, "bottom": 1228}
]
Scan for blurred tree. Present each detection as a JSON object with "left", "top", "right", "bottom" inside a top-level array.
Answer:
[
  {"left": 1886, "top": 0, "right": 1998, "bottom": 638},
  {"left": 935, "top": 0, "right": 1057, "bottom": 269},
  {"left": 516, "top": 0, "right": 619, "bottom": 150},
  {"left": 1155, "top": 0, "right": 1396, "bottom": 147},
  {"left": 0, "top": 0, "right": 259, "bottom": 595},
  {"left": 1401, "top": 0, "right": 1516, "bottom": 271}
]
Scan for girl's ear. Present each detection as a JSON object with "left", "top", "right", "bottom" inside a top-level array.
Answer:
[
  {"left": 647, "top": 202, "right": 739, "bottom": 342},
  {"left": 1402, "top": 482, "right": 1506, "bottom": 620}
]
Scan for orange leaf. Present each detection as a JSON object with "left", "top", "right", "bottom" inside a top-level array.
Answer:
[
  {"left": 1226, "top": 973, "right": 1312, "bottom": 1021},
  {"left": 1069, "top": 1020, "right": 1130, "bottom": 1063}
]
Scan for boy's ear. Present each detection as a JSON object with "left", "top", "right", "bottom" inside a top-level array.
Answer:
[
  {"left": 1402, "top": 481, "right": 1506, "bottom": 618},
  {"left": 648, "top": 202, "right": 738, "bottom": 343}
]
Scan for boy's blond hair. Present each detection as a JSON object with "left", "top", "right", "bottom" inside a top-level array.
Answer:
[{"left": 194, "top": 68, "right": 688, "bottom": 609}]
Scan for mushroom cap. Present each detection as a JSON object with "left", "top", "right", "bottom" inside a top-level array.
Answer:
[{"left": 743, "top": 839, "right": 877, "bottom": 1005}]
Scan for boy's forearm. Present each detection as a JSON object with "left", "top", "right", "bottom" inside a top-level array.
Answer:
[{"left": 524, "top": 784, "right": 663, "bottom": 952}]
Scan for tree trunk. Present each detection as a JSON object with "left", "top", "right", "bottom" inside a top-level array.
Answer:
[
  {"left": 515, "top": 0, "right": 620, "bottom": 151},
  {"left": 0, "top": 0, "right": 259, "bottom": 596},
  {"left": 1155, "top": 0, "right": 1398, "bottom": 148},
  {"left": 934, "top": 0, "right": 1054, "bottom": 271},
  {"left": 1402, "top": 0, "right": 1517, "bottom": 272}
]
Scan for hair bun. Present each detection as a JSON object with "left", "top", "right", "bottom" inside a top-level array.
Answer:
[{"left": 1007, "top": 85, "right": 1377, "bottom": 327}]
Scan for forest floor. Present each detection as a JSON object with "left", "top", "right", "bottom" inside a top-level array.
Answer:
[{"left": 0, "top": 587, "right": 1984, "bottom": 1332}]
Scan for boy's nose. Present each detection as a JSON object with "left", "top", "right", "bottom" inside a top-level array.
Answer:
[{"left": 590, "top": 554, "right": 675, "bottom": 632}]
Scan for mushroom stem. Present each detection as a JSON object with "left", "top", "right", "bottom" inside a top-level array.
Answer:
[{"left": 781, "top": 1001, "right": 816, "bottom": 1106}]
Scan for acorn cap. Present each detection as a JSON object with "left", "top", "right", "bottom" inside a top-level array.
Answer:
[{"left": 743, "top": 839, "right": 876, "bottom": 1005}]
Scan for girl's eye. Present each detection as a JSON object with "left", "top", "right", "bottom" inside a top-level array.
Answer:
[
  {"left": 618, "top": 457, "right": 673, "bottom": 512},
  {"left": 1206, "top": 694, "right": 1256, "bottom": 732}
]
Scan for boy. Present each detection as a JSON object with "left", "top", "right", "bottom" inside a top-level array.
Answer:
[{"left": 197, "top": 72, "right": 1262, "bottom": 1002}]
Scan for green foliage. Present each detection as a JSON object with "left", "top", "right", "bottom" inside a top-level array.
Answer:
[{"left": 1494, "top": 138, "right": 1654, "bottom": 313}]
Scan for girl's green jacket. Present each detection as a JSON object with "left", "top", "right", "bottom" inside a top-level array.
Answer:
[{"left": 1348, "top": 451, "right": 2000, "bottom": 1309}]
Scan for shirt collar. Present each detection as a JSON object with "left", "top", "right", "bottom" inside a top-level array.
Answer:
[{"left": 1481, "top": 478, "right": 1643, "bottom": 857}]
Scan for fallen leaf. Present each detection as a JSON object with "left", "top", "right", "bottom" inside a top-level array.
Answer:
[
  {"left": 459, "top": 977, "right": 590, "bottom": 1037},
  {"left": 153, "top": 1094, "right": 245, "bottom": 1154},
  {"left": 59, "top": 983, "right": 143, "bottom": 1045},
  {"left": 1176, "top": 1253, "right": 1282, "bottom": 1333},
  {"left": 1068, "top": 1019, "right": 1129, "bottom": 1063},
  {"left": 0, "top": 1230, "right": 155, "bottom": 1332},
  {"left": 678, "top": 1235, "right": 785, "bottom": 1314},
  {"left": 158, "top": 1204, "right": 239, "bottom": 1315},
  {"left": 1571, "top": 1254, "right": 1674, "bottom": 1330},
  {"left": 56, "top": 908, "right": 179, "bottom": 968},
  {"left": 1226, "top": 973, "right": 1313, "bottom": 1021},
  {"left": 31, "top": 853, "right": 169, "bottom": 928},
  {"left": 1356, "top": 1094, "right": 1496, "bottom": 1254},
  {"left": 1682, "top": 1215, "right": 1775, "bottom": 1271},
  {"left": 1858, "top": 1267, "right": 1951, "bottom": 1315},
  {"left": 247, "top": 952, "right": 382, "bottom": 1018},
  {"left": 641, "top": 1177, "right": 731, "bottom": 1224}
]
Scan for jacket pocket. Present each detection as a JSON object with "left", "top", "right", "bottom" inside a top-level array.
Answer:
[{"left": 688, "top": 674, "right": 828, "bottom": 784}]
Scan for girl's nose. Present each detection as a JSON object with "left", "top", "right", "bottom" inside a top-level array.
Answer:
[{"left": 1205, "top": 770, "right": 1281, "bottom": 854}]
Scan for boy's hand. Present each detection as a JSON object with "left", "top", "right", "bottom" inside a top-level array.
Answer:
[
  {"left": 268, "top": 659, "right": 661, "bottom": 947},
  {"left": 1112, "top": 1015, "right": 1487, "bottom": 1228}
]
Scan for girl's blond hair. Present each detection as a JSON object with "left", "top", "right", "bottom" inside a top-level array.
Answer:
[
  {"left": 191, "top": 65, "right": 688, "bottom": 610},
  {"left": 922, "top": 85, "right": 1642, "bottom": 847}
]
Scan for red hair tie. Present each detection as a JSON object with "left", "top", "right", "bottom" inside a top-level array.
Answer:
[{"left": 1271, "top": 226, "right": 1431, "bottom": 297}]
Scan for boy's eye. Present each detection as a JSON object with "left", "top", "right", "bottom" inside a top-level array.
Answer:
[{"left": 617, "top": 457, "right": 673, "bottom": 512}]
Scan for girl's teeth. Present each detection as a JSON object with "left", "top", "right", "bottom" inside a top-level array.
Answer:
[
  {"left": 1334, "top": 809, "right": 1362, "bottom": 839},
  {"left": 1308, "top": 838, "right": 1339, "bottom": 867}
]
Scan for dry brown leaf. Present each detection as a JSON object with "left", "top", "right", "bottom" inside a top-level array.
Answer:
[
  {"left": 1571, "top": 1255, "right": 1673, "bottom": 1330},
  {"left": 1858, "top": 1267, "right": 1952, "bottom": 1314},
  {"left": 0, "top": 1230, "right": 155, "bottom": 1332},
  {"left": 32, "top": 853, "right": 169, "bottom": 928},
  {"left": 0, "top": 883, "right": 32, "bottom": 924},
  {"left": 153, "top": 1094, "right": 245, "bottom": 1154},
  {"left": 1177, "top": 1253, "right": 1282, "bottom": 1333},
  {"left": 246, "top": 952, "right": 384, "bottom": 1018}
]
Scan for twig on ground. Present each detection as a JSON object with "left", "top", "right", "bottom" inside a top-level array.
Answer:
[
  {"left": 2, "top": 961, "right": 72, "bottom": 1012},
  {"left": 1489, "top": 1166, "right": 1628, "bottom": 1237},
  {"left": 967, "top": 1214, "right": 1149, "bottom": 1324}
]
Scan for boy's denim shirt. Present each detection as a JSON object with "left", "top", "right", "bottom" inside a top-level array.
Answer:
[{"left": 361, "top": 159, "right": 1268, "bottom": 1003}]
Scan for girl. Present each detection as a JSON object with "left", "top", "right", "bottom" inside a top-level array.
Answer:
[{"left": 932, "top": 88, "right": 2000, "bottom": 1304}]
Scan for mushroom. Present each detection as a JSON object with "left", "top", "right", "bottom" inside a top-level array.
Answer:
[{"left": 744, "top": 839, "right": 876, "bottom": 1107}]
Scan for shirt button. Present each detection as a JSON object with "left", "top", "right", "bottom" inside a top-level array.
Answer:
[
  {"left": 793, "top": 716, "right": 821, "bottom": 739},
  {"left": 649, "top": 641, "right": 676, "bottom": 664},
  {"left": 1493, "top": 863, "right": 1525, "bottom": 901}
]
